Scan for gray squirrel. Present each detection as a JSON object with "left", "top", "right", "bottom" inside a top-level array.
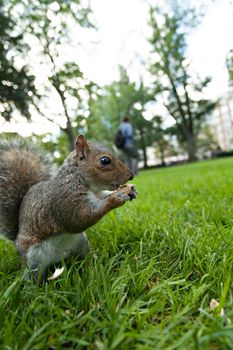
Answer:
[{"left": 0, "top": 134, "right": 137, "bottom": 277}]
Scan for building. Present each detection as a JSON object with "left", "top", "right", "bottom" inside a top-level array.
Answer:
[{"left": 210, "top": 92, "right": 233, "bottom": 150}]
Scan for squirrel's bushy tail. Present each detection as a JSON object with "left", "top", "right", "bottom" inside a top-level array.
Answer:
[{"left": 0, "top": 139, "right": 52, "bottom": 240}]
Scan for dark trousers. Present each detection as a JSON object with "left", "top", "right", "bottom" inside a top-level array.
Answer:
[{"left": 123, "top": 146, "right": 139, "bottom": 175}]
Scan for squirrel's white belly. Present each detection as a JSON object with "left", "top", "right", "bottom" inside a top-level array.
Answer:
[{"left": 26, "top": 232, "right": 89, "bottom": 270}]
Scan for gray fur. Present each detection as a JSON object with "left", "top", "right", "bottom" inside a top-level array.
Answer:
[
  {"left": 0, "top": 138, "right": 52, "bottom": 240},
  {"left": 0, "top": 135, "right": 135, "bottom": 274}
]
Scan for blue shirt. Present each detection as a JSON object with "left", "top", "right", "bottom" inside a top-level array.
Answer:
[{"left": 119, "top": 122, "right": 134, "bottom": 147}]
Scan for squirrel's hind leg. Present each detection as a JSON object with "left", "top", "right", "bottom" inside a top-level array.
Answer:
[{"left": 22, "top": 232, "right": 90, "bottom": 282}]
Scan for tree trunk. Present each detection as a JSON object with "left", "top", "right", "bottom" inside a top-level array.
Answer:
[
  {"left": 159, "top": 143, "right": 166, "bottom": 166},
  {"left": 44, "top": 44, "right": 76, "bottom": 152},
  {"left": 176, "top": 121, "right": 197, "bottom": 162},
  {"left": 142, "top": 146, "right": 148, "bottom": 169},
  {"left": 186, "top": 132, "right": 197, "bottom": 162},
  {"left": 53, "top": 82, "right": 75, "bottom": 152},
  {"left": 138, "top": 127, "right": 148, "bottom": 168},
  {"left": 65, "top": 122, "right": 75, "bottom": 152}
]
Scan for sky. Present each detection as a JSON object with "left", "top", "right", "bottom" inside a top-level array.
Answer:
[
  {"left": 187, "top": 0, "right": 233, "bottom": 99},
  {"left": 84, "top": 0, "right": 233, "bottom": 98},
  {"left": 1, "top": 0, "right": 233, "bottom": 136},
  {"left": 79, "top": 0, "right": 151, "bottom": 85}
]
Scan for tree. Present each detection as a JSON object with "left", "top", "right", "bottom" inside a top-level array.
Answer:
[
  {"left": 226, "top": 49, "right": 233, "bottom": 86},
  {"left": 88, "top": 67, "right": 154, "bottom": 168},
  {"left": 0, "top": 0, "right": 36, "bottom": 121},
  {"left": 148, "top": 5, "right": 216, "bottom": 162},
  {"left": 8, "top": 0, "right": 94, "bottom": 151},
  {"left": 196, "top": 125, "right": 218, "bottom": 156},
  {"left": 152, "top": 116, "right": 173, "bottom": 166},
  {"left": 131, "top": 99, "right": 155, "bottom": 169}
]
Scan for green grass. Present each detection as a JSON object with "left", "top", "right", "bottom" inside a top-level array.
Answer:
[{"left": 1, "top": 157, "right": 233, "bottom": 350}]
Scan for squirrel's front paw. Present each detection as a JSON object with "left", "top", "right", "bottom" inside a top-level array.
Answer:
[
  {"left": 109, "top": 184, "right": 137, "bottom": 208},
  {"left": 119, "top": 184, "right": 137, "bottom": 201}
]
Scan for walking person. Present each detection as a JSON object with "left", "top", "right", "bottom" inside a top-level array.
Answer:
[{"left": 115, "top": 116, "right": 139, "bottom": 175}]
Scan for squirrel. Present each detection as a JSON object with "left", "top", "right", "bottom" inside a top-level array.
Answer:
[{"left": 0, "top": 134, "right": 137, "bottom": 277}]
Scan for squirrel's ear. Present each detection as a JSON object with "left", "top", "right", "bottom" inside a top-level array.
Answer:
[{"left": 75, "top": 135, "right": 89, "bottom": 160}]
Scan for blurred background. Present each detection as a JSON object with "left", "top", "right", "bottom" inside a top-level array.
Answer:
[{"left": 0, "top": 0, "right": 233, "bottom": 167}]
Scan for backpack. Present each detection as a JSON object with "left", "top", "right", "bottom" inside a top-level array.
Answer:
[{"left": 114, "top": 129, "right": 126, "bottom": 149}]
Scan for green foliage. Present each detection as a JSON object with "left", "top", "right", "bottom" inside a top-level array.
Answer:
[
  {"left": 37, "top": 131, "right": 74, "bottom": 165},
  {"left": 196, "top": 125, "right": 219, "bottom": 155},
  {"left": 7, "top": 0, "right": 95, "bottom": 151},
  {"left": 0, "top": 131, "right": 67, "bottom": 165},
  {"left": 152, "top": 116, "right": 178, "bottom": 164},
  {"left": 88, "top": 67, "right": 155, "bottom": 167},
  {"left": 149, "top": 5, "right": 216, "bottom": 161},
  {"left": 226, "top": 49, "right": 233, "bottom": 86},
  {"left": 0, "top": 157, "right": 233, "bottom": 349},
  {"left": 0, "top": 0, "right": 36, "bottom": 120}
]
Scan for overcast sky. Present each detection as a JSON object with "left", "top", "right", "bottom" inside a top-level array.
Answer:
[
  {"left": 84, "top": 0, "right": 233, "bottom": 98},
  {"left": 1, "top": 0, "right": 233, "bottom": 135}
]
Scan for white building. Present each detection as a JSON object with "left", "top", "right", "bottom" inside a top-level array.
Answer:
[{"left": 210, "top": 92, "right": 233, "bottom": 151}]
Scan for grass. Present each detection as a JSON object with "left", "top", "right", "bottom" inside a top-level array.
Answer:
[{"left": 0, "top": 157, "right": 233, "bottom": 350}]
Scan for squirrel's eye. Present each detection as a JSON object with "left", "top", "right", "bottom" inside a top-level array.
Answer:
[{"left": 100, "top": 156, "right": 112, "bottom": 166}]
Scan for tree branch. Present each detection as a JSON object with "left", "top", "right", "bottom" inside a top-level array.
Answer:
[
  {"left": 31, "top": 101, "right": 65, "bottom": 129},
  {"left": 41, "top": 31, "right": 75, "bottom": 149},
  {"left": 182, "top": 70, "right": 193, "bottom": 133}
]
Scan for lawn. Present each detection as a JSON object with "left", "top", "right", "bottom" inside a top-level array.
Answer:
[{"left": 0, "top": 157, "right": 233, "bottom": 350}]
